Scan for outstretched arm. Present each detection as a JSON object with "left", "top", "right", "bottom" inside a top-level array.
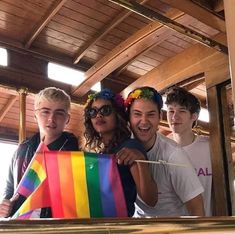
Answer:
[{"left": 116, "top": 147, "right": 158, "bottom": 207}]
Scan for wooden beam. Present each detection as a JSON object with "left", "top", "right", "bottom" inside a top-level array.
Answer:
[
  {"left": 213, "top": 0, "right": 224, "bottom": 12},
  {"left": 121, "top": 34, "right": 228, "bottom": 97},
  {"left": 0, "top": 66, "right": 85, "bottom": 104},
  {"left": 160, "top": 0, "right": 225, "bottom": 33},
  {"left": 71, "top": 9, "right": 184, "bottom": 96},
  {"left": 109, "top": 0, "right": 228, "bottom": 54},
  {"left": 18, "top": 89, "right": 27, "bottom": 143},
  {"left": 73, "top": 0, "right": 149, "bottom": 64},
  {"left": 220, "top": 85, "right": 235, "bottom": 215},
  {"left": 24, "top": 0, "right": 68, "bottom": 48},
  {"left": 224, "top": 0, "right": 235, "bottom": 117},
  {"left": 0, "top": 95, "right": 18, "bottom": 122},
  {"left": 207, "top": 86, "right": 229, "bottom": 215},
  {"left": 122, "top": 36, "right": 229, "bottom": 96}
]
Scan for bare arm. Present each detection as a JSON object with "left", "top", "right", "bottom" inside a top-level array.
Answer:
[
  {"left": 116, "top": 147, "right": 158, "bottom": 207},
  {"left": 185, "top": 194, "right": 205, "bottom": 216}
]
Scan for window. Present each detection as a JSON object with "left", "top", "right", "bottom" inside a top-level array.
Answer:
[
  {"left": 0, "top": 48, "right": 8, "bottom": 66},
  {"left": 0, "top": 142, "right": 18, "bottom": 197},
  {"left": 48, "top": 62, "right": 101, "bottom": 92}
]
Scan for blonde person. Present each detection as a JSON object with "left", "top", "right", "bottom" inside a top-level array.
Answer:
[
  {"left": 125, "top": 86, "right": 205, "bottom": 216},
  {"left": 0, "top": 87, "right": 79, "bottom": 218}
]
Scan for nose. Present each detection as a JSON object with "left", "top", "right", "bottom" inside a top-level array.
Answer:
[
  {"left": 96, "top": 111, "right": 103, "bottom": 118},
  {"left": 171, "top": 111, "right": 179, "bottom": 120},
  {"left": 140, "top": 114, "right": 148, "bottom": 123},
  {"left": 47, "top": 112, "right": 56, "bottom": 121}
]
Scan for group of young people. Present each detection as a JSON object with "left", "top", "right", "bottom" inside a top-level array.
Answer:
[{"left": 0, "top": 85, "right": 212, "bottom": 218}]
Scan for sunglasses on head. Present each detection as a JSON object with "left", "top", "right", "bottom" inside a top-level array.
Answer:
[{"left": 86, "top": 105, "right": 113, "bottom": 118}]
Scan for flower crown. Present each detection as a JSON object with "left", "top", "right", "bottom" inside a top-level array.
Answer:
[
  {"left": 85, "top": 88, "right": 124, "bottom": 109},
  {"left": 125, "top": 88, "right": 163, "bottom": 109}
]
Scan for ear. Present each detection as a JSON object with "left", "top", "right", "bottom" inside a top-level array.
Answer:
[
  {"left": 66, "top": 114, "right": 70, "bottom": 125},
  {"left": 192, "top": 113, "right": 198, "bottom": 122}
]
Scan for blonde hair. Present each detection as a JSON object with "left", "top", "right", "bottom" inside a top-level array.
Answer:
[{"left": 34, "top": 87, "right": 71, "bottom": 111}]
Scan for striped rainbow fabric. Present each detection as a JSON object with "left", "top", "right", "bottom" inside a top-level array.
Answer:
[
  {"left": 13, "top": 143, "right": 50, "bottom": 219},
  {"left": 15, "top": 142, "right": 49, "bottom": 197},
  {"left": 45, "top": 151, "right": 128, "bottom": 218},
  {"left": 13, "top": 151, "right": 128, "bottom": 219}
]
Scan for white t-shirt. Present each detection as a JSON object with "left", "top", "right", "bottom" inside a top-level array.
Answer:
[
  {"left": 134, "top": 132, "right": 204, "bottom": 217},
  {"left": 183, "top": 135, "right": 212, "bottom": 216}
]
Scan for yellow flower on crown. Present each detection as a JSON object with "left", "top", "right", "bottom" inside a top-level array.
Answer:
[{"left": 131, "top": 89, "right": 141, "bottom": 99}]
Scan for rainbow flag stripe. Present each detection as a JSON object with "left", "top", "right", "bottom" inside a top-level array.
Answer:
[
  {"left": 45, "top": 151, "right": 127, "bottom": 218},
  {"left": 16, "top": 142, "right": 48, "bottom": 198},
  {"left": 17, "top": 153, "right": 46, "bottom": 197},
  {"left": 13, "top": 151, "right": 128, "bottom": 219},
  {"left": 13, "top": 179, "right": 50, "bottom": 219}
]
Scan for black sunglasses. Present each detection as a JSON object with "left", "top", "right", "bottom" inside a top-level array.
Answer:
[{"left": 86, "top": 105, "right": 113, "bottom": 118}]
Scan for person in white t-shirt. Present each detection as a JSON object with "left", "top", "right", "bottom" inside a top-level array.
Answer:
[
  {"left": 166, "top": 86, "right": 212, "bottom": 216},
  {"left": 125, "top": 86, "right": 205, "bottom": 217}
]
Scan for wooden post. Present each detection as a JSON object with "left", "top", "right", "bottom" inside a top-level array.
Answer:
[
  {"left": 224, "top": 0, "right": 235, "bottom": 115},
  {"left": 206, "top": 85, "right": 230, "bottom": 215},
  {"left": 18, "top": 88, "right": 28, "bottom": 143}
]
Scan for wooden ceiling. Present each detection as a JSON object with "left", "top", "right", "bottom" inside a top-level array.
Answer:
[{"left": 0, "top": 0, "right": 230, "bottom": 141}]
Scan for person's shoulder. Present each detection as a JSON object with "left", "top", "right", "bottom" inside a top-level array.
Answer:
[
  {"left": 119, "top": 138, "right": 146, "bottom": 155},
  {"left": 62, "top": 131, "right": 78, "bottom": 140},
  {"left": 18, "top": 133, "right": 40, "bottom": 149},
  {"left": 120, "top": 138, "right": 144, "bottom": 149},
  {"left": 13, "top": 133, "right": 40, "bottom": 160},
  {"left": 196, "top": 134, "right": 209, "bottom": 143},
  {"left": 61, "top": 131, "right": 79, "bottom": 150},
  {"left": 157, "top": 132, "right": 179, "bottom": 149}
]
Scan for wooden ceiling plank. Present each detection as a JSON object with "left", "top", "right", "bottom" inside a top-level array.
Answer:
[
  {"left": 24, "top": 0, "right": 68, "bottom": 49},
  {"left": 73, "top": 9, "right": 132, "bottom": 64},
  {"left": 213, "top": 0, "right": 224, "bottom": 12},
  {"left": 121, "top": 33, "right": 228, "bottom": 97},
  {"left": 160, "top": 0, "right": 225, "bottom": 32},
  {"left": 0, "top": 95, "right": 18, "bottom": 123},
  {"left": 73, "top": 0, "right": 149, "bottom": 64},
  {"left": 71, "top": 9, "right": 184, "bottom": 96},
  {"left": 109, "top": 0, "right": 228, "bottom": 54},
  {"left": 112, "top": 30, "right": 172, "bottom": 77}
]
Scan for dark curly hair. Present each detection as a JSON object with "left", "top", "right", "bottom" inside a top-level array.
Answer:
[
  {"left": 165, "top": 86, "right": 201, "bottom": 127},
  {"left": 84, "top": 89, "right": 131, "bottom": 153}
]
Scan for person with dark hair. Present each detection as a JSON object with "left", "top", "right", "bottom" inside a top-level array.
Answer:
[
  {"left": 0, "top": 87, "right": 79, "bottom": 218},
  {"left": 125, "top": 86, "right": 205, "bottom": 217},
  {"left": 84, "top": 88, "right": 157, "bottom": 217},
  {"left": 166, "top": 86, "right": 212, "bottom": 216}
]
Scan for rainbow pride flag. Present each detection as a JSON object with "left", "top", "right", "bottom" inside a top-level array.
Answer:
[
  {"left": 15, "top": 142, "right": 49, "bottom": 197},
  {"left": 46, "top": 151, "right": 127, "bottom": 218},
  {"left": 13, "top": 151, "right": 128, "bottom": 219},
  {"left": 13, "top": 142, "right": 50, "bottom": 219}
]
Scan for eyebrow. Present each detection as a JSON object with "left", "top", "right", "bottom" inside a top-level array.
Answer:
[
  {"left": 38, "top": 107, "right": 67, "bottom": 112},
  {"left": 132, "top": 109, "right": 157, "bottom": 113}
]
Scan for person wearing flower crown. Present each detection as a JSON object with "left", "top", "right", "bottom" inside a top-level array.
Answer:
[
  {"left": 83, "top": 88, "right": 158, "bottom": 217},
  {"left": 125, "top": 86, "right": 205, "bottom": 216}
]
